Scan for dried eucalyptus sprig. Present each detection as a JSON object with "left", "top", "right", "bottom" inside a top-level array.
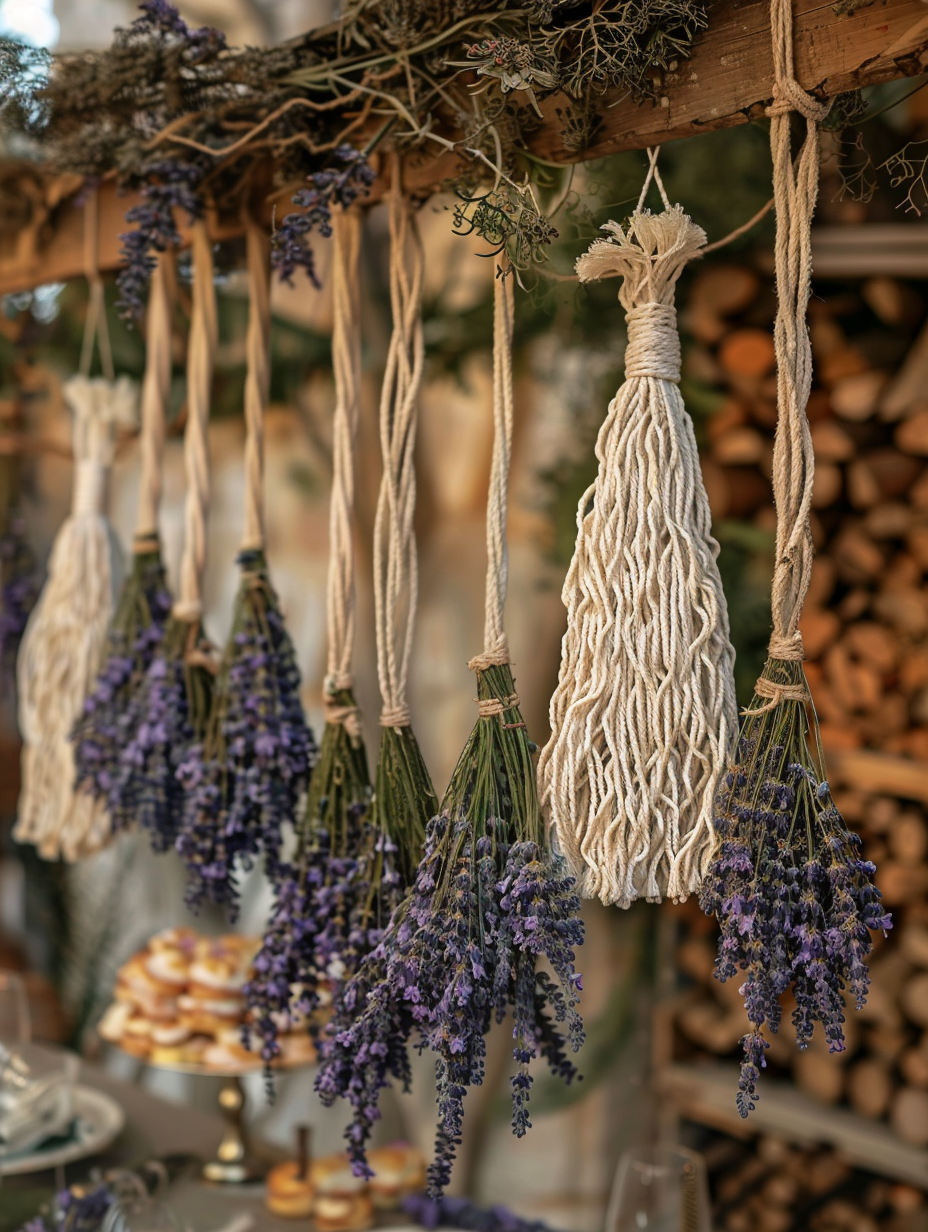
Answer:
[
  {"left": 72, "top": 543, "right": 171, "bottom": 811},
  {"left": 176, "top": 550, "right": 316, "bottom": 913},
  {"left": 700, "top": 658, "right": 891, "bottom": 1116}
]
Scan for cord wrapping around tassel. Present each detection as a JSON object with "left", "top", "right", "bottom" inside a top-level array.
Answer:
[{"left": 538, "top": 195, "right": 738, "bottom": 908}]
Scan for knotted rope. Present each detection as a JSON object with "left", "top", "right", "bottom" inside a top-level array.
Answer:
[
  {"left": 16, "top": 374, "right": 136, "bottom": 860},
  {"left": 241, "top": 219, "right": 270, "bottom": 553},
  {"left": 762, "top": 0, "right": 829, "bottom": 684},
  {"left": 374, "top": 166, "right": 424, "bottom": 730},
  {"left": 538, "top": 190, "right": 737, "bottom": 908},
  {"left": 135, "top": 248, "right": 175, "bottom": 549},
  {"left": 172, "top": 221, "right": 217, "bottom": 626},
  {"left": 467, "top": 270, "right": 515, "bottom": 680},
  {"left": 324, "top": 208, "right": 362, "bottom": 730}
]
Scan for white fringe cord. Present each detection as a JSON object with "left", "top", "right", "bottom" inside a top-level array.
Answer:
[
  {"left": 16, "top": 375, "right": 136, "bottom": 861},
  {"left": 538, "top": 202, "right": 737, "bottom": 907}
]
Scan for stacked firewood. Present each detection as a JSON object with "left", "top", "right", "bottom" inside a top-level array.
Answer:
[
  {"left": 705, "top": 1133, "right": 927, "bottom": 1232},
  {"left": 668, "top": 262, "right": 928, "bottom": 1150}
]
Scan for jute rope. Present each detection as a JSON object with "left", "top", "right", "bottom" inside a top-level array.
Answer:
[
  {"left": 325, "top": 209, "right": 363, "bottom": 732},
  {"left": 78, "top": 189, "right": 115, "bottom": 385},
  {"left": 241, "top": 219, "right": 270, "bottom": 552},
  {"left": 538, "top": 195, "right": 737, "bottom": 907},
  {"left": 762, "top": 0, "right": 829, "bottom": 683},
  {"left": 16, "top": 375, "right": 137, "bottom": 861},
  {"left": 467, "top": 270, "right": 515, "bottom": 678},
  {"left": 135, "top": 248, "right": 175, "bottom": 547},
  {"left": 374, "top": 162, "right": 424, "bottom": 730},
  {"left": 172, "top": 221, "right": 217, "bottom": 625}
]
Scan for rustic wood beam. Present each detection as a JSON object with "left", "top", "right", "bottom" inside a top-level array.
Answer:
[{"left": 1, "top": 0, "right": 926, "bottom": 297}]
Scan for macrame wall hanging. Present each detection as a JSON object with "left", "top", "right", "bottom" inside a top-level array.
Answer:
[
  {"left": 73, "top": 247, "right": 175, "bottom": 829},
  {"left": 177, "top": 218, "right": 317, "bottom": 915},
  {"left": 16, "top": 196, "right": 136, "bottom": 861},
  {"left": 316, "top": 267, "right": 584, "bottom": 1199},
  {"left": 539, "top": 154, "right": 738, "bottom": 909},
  {"left": 246, "top": 206, "right": 372, "bottom": 1068},
  {"left": 700, "top": 0, "right": 890, "bottom": 1116},
  {"left": 112, "top": 219, "right": 219, "bottom": 854}
]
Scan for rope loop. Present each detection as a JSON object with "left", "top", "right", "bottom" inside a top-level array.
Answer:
[{"left": 766, "top": 79, "right": 831, "bottom": 123}]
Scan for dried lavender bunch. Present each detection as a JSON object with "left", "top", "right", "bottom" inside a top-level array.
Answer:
[
  {"left": 316, "top": 663, "right": 585, "bottom": 1196},
  {"left": 403, "top": 1193, "right": 568, "bottom": 1232},
  {"left": 117, "top": 159, "right": 205, "bottom": 321},
  {"left": 700, "top": 657, "right": 892, "bottom": 1118},
  {"left": 243, "top": 687, "right": 372, "bottom": 1068},
  {"left": 110, "top": 614, "right": 215, "bottom": 852},
  {"left": 72, "top": 542, "right": 171, "bottom": 809},
  {"left": 176, "top": 549, "right": 317, "bottom": 915},
  {"left": 0, "top": 514, "right": 39, "bottom": 690},
  {"left": 373, "top": 724, "right": 435, "bottom": 889},
  {"left": 272, "top": 144, "right": 375, "bottom": 286},
  {"left": 19, "top": 1183, "right": 115, "bottom": 1232}
]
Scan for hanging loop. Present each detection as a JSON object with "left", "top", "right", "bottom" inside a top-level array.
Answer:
[{"left": 79, "top": 189, "right": 115, "bottom": 384}]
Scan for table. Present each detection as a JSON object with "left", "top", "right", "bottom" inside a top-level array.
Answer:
[{"left": 2, "top": 1053, "right": 297, "bottom": 1232}]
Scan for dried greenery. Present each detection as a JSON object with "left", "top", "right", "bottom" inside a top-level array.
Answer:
[{"left": 0, "top": 0, "right": 709, "bottom": 281}]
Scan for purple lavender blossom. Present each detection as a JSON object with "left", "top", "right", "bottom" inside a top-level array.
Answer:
[
  {"left": 272, "top": 145, "right": 375, "bottom": 286},
  {"left": 73, "top": 546, "right": 171, "bottom": 807},
  {"left": 0, "top": 515, "right": 39, "bottom": 691},
  {"left": 17, "top": 1184, "right": 115, "bottom": 1232},
  {"left": 700, "top": 658, "right": 892, "bottom": 1118},
  {"left": 176, "top": 550, "right": 317, "bottom": 914},
  {"left": 110, "top": 615, "right": 214, "bottom": 853},
  {"left": 403, "top": 1193, "right": 568, "bottom": 1232}
]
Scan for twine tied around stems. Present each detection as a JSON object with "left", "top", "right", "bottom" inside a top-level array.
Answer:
[
  {"left": 172, "top": 221, "right": 217, "bottom": 627},
  {"left": 374, "top": 159, "right": 424, "bottom": 731}
]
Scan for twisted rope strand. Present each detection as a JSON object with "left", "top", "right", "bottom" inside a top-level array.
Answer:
[
  {"left": 241, "top": 220, "right": 271, "bottom": 552},
  {"left": 135, "top": 249, "right": 175, "bottom": 544},
  {"left": 326, "top": 208, "right": 363, "bottom": 695},
  {"left": 374, "top": 166, "right": 425, "bottom": 729},
  {"left": 765, "top": 0, "right": 829, "bottom": 666},
  {"left": 173, "top": 221, "right": 217, "bottom": 624}
]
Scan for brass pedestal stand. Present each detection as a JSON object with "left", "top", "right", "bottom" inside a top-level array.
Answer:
[{"left": 201, "top": 1073, "right": 265, "bottom": 1184}]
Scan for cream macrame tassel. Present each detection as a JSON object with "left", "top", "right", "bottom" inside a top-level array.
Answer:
[
  {"left": 325, "top": 208, "right": 363, "bottom": 736},
  {"left": 16, "top": 375, "right": 136, "bottom": 860},
  {"left": 538, "top": 164, "right": 737, "bottom": 908},
  {"left": 374, "top": 174, "right": 424, "bottom": 729}
]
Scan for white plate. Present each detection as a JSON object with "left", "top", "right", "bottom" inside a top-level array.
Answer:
[{"left": 0, "top": 1085, "right": 125, "bottom": 1176}]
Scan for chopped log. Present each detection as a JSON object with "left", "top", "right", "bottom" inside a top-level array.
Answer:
[
  {"left": 901, "top": 973, "right": 928, "bottom": 1028},
  {"left": 865, "top": 502, "right": 913, "bottom": 539},
  {"left": 832, "top": 528, "right": 885, "bottom": 582},
  {"left": 846, "top": 1059, "right": 894, "bottom": 1120},
  {"left": 808, "top": 557, "right": 837, "bottom": 608},
  {"left": 847, "top": 459, "right": 882, "bottom": 509},
  {"left": 812, "top": 461, "right": 844, "bottom": 509},
  {"left": 873, "top": 590, "right": 928, "bottom": 638},
  {"left": 843, "top": 623, "right": 899, "bottom": 675},
  {"left": 881, "top": 316, "right": 928, "bottom": 421},
  {"left": 900, "top": 1045, "right": 928, "bottom": 1089},
  {"left": 713, "top": 425, "right": 768, "bottom": 466},
  {"left": 888, "top": 813, "right": 928, "bottom": 865},
  {"left": 896, "top": 411, "right": 928, "bottom": 457},
  {"left": 719, "top": 329, "right": 777, "bottom": 380},
  {"left": 793, "top": 1050, "right": 845, "bottom": 1106},
  {"left": 707, "top": 398, "right": 749, "bottom": 443},
  {"left": 801, "top": 608, "right": 842, "bottom": 660},
  {"left": 812, "top": 419, "right": 856, "bottom": 461},
  {"left": 867, "top": 449, "right": 924, "bottom": 499},
  {"left": 901, "top": 927, "right": 928, "bottom": 970},
  {"left": 862, "top": 277, "right": 923, "bottom": 328},
  {"left": 877, "top": 863, "right": 928, "bottom": 907},
  {"left": 831, "top": 371, "right": 888, "bottom": 421},
  {"left": 890, "top": 1088, "right": 928, "bottom": 1146}
]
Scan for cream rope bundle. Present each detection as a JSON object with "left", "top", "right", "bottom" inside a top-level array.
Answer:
[
  {"left": 135, "top": 249, "right": 175, "bottom": 548},
  {"left": 16, "top": 374, "right": 136, "bottom": 860},
  {"left": 539, "top": 164, "right": 737, "bottom": 908},
  {"left": 374, "top": 171, "right": 425, "bottom": 731},
  {"left": 370, "top": 163, "right": 436, "bottom": 884}
]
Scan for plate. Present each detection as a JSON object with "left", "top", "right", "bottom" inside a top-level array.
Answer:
[{"left": 0, "top": 1085, "right": 125, "bottom": 1176}]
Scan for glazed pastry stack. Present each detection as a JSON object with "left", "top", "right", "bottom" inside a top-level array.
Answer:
[
  {"left": 98, "top": 928, "right": 317, "bottom": 1071},
  {"left": 266, "top": 1145, "right": 427, "bottom": 1226}
]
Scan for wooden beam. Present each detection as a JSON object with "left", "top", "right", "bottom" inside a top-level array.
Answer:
[{"left": 1, "top": 0, "right": 927, "bottom": 296}]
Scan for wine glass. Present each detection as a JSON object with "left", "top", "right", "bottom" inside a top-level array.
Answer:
[
  {"left": 605, "top": 1145, "right": 713, "bottom": 1232},
  {"left": 0, "top": 971, "right": 30, "bottom": 1044}
]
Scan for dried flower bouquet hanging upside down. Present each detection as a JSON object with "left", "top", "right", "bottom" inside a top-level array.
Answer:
[
  {"left": 699, "top": 0, "right": 890, "bottom": 1117},
  {"left": 176, "top": 220, "right": 317, "bottom": 915},
  {"left": 316, "top": 270, "right": 584, "bottom": 1198}
]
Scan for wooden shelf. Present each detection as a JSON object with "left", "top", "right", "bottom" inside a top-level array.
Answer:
[{"left": 659, "top": 1062, "right": 928, "bottom": 1189}]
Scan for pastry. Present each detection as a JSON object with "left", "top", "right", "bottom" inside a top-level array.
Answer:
[
  {"left": 366, "top": 1143, "right": 427, "bottom": 1208},
  {"left": 149, "top": 927, "right": 199, "bottom": 955},
  {"left": 188, "top": 956, "right": 248, "bottom": 999},
  {"left": 265, "top": 1161, "right": 315, "bottom": 1219},
  {"left": 145, "top": 947, "right": 190, "bottom": 989},
  {"left": 120, "top": 1015, "right": 153, "bottom": 1058},
  {"left": 97, "top": 1001, "right": 133, "bottom": 1044},
  {"left": 177, "top": 992, "right": 245, "bottom": 1035},
  {"left": 277, "top": 1032, "right": 317, "bottom": 1068},
  {"left": 203, "top": 1039, "right": 260, "bottom": 1071},
  {"left": 312, "top": 1155, "right": 373, "bottom": 1232}
]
